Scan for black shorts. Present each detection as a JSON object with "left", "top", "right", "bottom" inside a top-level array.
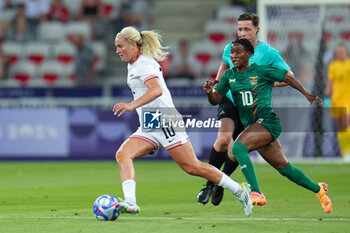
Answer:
[{"left": 217, "top": 96, "right": 244, "bottom": 140}]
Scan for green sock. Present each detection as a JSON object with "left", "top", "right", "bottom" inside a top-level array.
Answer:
[
  {"left": 278, "top": 163, "right": 320, "bottom": 193},
  {"left": 232, "top": 142, "right": 261, "bottom": 193}
]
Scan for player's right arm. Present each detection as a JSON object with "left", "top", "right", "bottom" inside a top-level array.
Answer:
[
  {"left": 204, "top": 70, "right": 231, "bottom": 105},
  {"left": 204, "top": 80, "right": 223, "bottom": 105},
  {"left": 113, "top": 77, "right": 162, "bottom": 116}
]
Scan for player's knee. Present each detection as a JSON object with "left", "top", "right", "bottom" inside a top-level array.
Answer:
[
  {"left": 276, "top": 161, "right": 289, "bottom": 173},
  {"left": 115, "top": 150, "right": 132, "bottom": 164},
  {"left": 181, "top": 163, "right": 200, "bottom": 176},
  {"left": 115, "top": 151, "right": 123, "bottom": 163},
  {"left": 215, "top": 136, "right": 231, "bottom": 150}
]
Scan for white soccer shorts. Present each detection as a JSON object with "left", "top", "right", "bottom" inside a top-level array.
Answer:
[{"left": 130, "top": 126, "right": 189, "bottom": 152}]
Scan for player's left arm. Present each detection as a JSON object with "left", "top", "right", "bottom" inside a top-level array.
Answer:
[
  {"left": 113, "top": 78, "right": 162, "bottom": 116},
  {"left": 284, "top": 71, "right": 323, "bottom": 107}
]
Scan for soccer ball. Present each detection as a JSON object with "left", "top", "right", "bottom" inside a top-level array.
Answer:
[{"left": 93, "top": 195, "right": 120, "bottom": 221}]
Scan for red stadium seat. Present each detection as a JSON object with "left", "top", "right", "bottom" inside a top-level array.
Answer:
[
  {"left": 24, "top": 42, "right": 51, "bottom": 66},
  {"left": 2, "top": 41, "right": 23, "bottom": 66},
  {"left": 288, "top": 32, "right": 305, "bottom": 41},
  {"left": 204, "top": 21, "right": 233, "bottom": 45},
  {"left": 53, "top": 42, "right": 76, "bottom": 65},
  {"left": 102, "top": 0, "right": 121, "bottom": 19},
  {"left": 216, "top": 6, "right": 244, "bottom": 25},
  {"left": 190, "top": 40, "right": 219, "bottom": 68},
  {"left": 39, "top": 61, "right": 64, "bottom": 86},
  {"left": 267, "top": 32, "right": 279, "bottom": 43},
  {"left": 9, "top": 61, "right": 36, "bottom": 86},
  {"left": 323, "top": 31, "right": 332, "bottom": 44},
  {"left": 340, "top": 31, "right": 350, "bottom": 41},
  {"left": 65, "top": 21, "right": 91, "bottom": 41}
]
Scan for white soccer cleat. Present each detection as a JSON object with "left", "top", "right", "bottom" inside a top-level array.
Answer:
[
  {"left": 116, "top": 198, "right": 140, "bottom": 215},
  {"left": 236, "top": 182, "right": 253, "bottom": 217}
]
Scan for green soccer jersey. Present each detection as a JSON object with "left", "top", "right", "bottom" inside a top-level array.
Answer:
[
  {"left": 215, "top": 63, "right": 288, "bottom": 127},
  {"left": 222, "top": 41, "right": 291, "bottom": 103}
]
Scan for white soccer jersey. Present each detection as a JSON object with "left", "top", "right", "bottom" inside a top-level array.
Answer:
[
  {"left": 127, "top": 54, "right": 175, "bottom": 122},
  {"left": 126, "top": 54, "right": 189, "bottom": 151}
]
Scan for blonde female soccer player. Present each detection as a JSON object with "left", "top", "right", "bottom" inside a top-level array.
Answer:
[{"left": 112, "top": 26, "right": 253, "bottom": 217}]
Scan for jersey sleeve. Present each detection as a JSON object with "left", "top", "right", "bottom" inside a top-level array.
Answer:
[
  {"left": 214, "top": 70, "right": 230, "bottom": 96},
  {"left": 135, "top": 60, "right": 159, "bottom": 84},
  {"left": 267, "top": 47, "right": 291, "bottom": 71},
  {"left": 222, "top": 43, "right": 232, "bottom": 66},
  {"left": 261, "top": 65, "right": 288, "bottom": 83}
]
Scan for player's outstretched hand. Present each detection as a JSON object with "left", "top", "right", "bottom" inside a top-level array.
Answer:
[
  {"left": 203, "top": 80, "right": 215, "bottom": 95},
  {"left": 113, "top": 102, "right": 133, "bottom": 117},
  {"left": 305, "top": 93, "right": 323, "bottom": 107}
]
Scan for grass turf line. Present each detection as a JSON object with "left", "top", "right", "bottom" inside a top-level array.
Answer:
[{"left": 0, "top": 161, "right": 349, "bottom": 233}]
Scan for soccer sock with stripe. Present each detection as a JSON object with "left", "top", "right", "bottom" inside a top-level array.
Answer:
[
  {"left": 232, "top": 142, "right": 262, "bottom": 193},
  {"left": 278, "top": 163, "right": 320, "bottom": 193}
]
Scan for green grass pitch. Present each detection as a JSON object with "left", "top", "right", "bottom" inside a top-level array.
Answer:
[{"left": 0, "top": 161, "right": 349, "bottom": 233}]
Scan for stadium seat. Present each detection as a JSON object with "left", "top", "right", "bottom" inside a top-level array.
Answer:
[
  {"left": 339, "top": 22, "right": 350, "bottom": 41},
  {"left": 204, "top": 20, "right": 234, "bottom": 45},
  {"left": 65, "top": 21, "right": 92, "bottom": 41},
  {"left": 326, "top": 6, "right": 349, "bottom": 24},
  {"left": 1, "top": 41, "right": 23, "bottom": 66},
  {"left": 62, "top": 0, "right": 82, "bottom": 16},
  {"left": 190, "top": 40, "right": 218, "bottom": 68},
  {"left": 324, "top": 20, "right": 343, "bottom": 45},
  {"left": 62, "top": 63, "right": 77, "bottom": 84},
  {"left": 38, "top": 61, "right": 64, "bottom": 86},
  {"left": 37, "top": 21, "right": 65, "bottom": 43},
  {"left": 101, "top": 0, "right": 121, "bottom": 19},
  {"left": 90, "top": 41, "right": 106, "bottom": 72},
  {"left": 24, "top": 42, "right": 51, "bottom": 66},
  {"left": 216, "top": 6, "right": 245, "bottom": 24},
  {"left": 53, "top": 42, "right": 77, "bottom": 65},
  {"left": 9, "top": 61, "right": 36, "bottom": 86}
]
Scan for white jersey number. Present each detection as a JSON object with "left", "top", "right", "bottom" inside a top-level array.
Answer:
[{"left": 239, "top": 91, "right": 253, "bottom": 106}]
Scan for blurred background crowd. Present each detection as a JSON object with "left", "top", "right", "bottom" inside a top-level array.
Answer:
[{"left": 0, "top": 0, "right": 349, "bottom": 160}]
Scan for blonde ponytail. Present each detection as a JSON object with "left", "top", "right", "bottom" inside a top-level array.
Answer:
[{"left": 115, "top": 27, "right": 168, "bottom": 61}]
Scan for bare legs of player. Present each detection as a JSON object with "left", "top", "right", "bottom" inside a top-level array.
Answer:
[{"left": 116, "top": 138, "right": 244, "bottom": 205}]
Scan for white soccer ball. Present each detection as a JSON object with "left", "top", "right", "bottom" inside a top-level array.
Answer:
[{"left": 93, "top": 195, "right": 120, "bottom": 221}]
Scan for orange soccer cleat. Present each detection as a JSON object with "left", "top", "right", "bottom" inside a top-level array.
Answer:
[
  {"left": 251, "top": 191, "right": 267, "bottom": 207},
  {"left": 316, "top": 182, "right": 332, "bottom": 213}
]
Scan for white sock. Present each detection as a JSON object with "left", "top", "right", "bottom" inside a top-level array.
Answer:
[
  {"left": 218, "top": 173, "right": 242, "bottom": 196},
  {"left": 122, "top": 179, "right": 136, "bottom": 203}
]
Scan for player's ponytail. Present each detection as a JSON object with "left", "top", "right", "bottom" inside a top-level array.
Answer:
[{"left": 115, "top": 26, "right": 168, "bottom": 61}]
